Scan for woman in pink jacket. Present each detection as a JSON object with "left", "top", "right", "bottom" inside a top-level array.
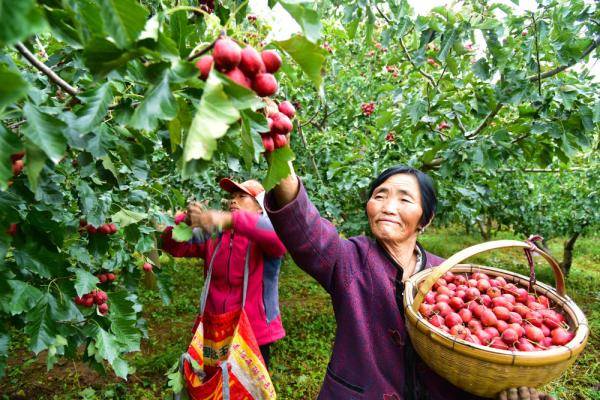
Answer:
[{"left": 161, "top": 178, "right": 287, "bottom": 368}]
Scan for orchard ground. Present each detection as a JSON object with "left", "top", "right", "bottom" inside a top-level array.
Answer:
[{"left": 1, "top": 227, "right": 598, "bottom": 400}]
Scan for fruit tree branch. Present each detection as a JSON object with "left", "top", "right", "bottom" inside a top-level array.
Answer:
[
  {"left": 465, "top": 103, "right": 503, "bottom": 139},
  {"left": 15, "top": 42, "right": 79, "bottom": 98},
  {"left": 528, "top": 36, "right": 600, "bottom": 82},
  {"left": 186, "top": 35, "right": 221, "bottom": 61},
  {"left": 373, "top": 3, "right": 436, "bottom": 87},
  {"left": 296, "top": 123, "right": 323, "bottom": 183},
  {"left": 532, "top": 13, "right": 542, "bottom": 95}
]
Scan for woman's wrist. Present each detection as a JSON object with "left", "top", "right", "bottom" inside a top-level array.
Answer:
[{"left": 273, "top": 162, "right": 300, "bottom": 207}]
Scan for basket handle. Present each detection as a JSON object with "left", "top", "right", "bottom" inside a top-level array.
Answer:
[{"left": 412, "top": 240, "right": 565, "bottom": 313}]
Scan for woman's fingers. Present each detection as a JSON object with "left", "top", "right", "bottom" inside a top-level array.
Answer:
[{"left": 518, "top": 387, "right": 532, "bottom": 400}]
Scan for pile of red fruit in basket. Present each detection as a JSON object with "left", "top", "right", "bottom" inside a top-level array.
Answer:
[
  {"left": 418, "top": 271, "right": 575, "bottom": 351},
  {"left": 195, "top": 37, "right": 295, "bottom": 152}
]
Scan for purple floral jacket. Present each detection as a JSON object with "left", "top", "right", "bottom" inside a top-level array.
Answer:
[{"left": 265, "top": 181, "right": 483, "bottom": 400}]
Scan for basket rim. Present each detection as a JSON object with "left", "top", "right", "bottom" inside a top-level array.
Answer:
[{"left": 404, "top": 264, "right": 589, "bottom": 366}]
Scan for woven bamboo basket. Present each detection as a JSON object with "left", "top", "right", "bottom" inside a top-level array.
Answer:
[{"left": 403, "top": 240, "right": 589, "bottom": 398}]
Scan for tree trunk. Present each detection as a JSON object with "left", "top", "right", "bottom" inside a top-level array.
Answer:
[
  {"left": 559, "top": 232, "right": 580, "bottom": 276},
  {"left": 477, "top": 219, "right": 490, "bottom": 241}
]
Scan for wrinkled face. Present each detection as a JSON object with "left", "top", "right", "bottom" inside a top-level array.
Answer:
[
  {"left": 228, "top": 190, "right": 262, "bottom": 213},
  {"left": 366, "top": 174, "right": 424, "bottom": 243}
]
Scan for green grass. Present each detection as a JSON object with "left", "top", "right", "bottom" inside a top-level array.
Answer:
[{"left": 1, "top": 228, "right": 598, "bottom": 399}]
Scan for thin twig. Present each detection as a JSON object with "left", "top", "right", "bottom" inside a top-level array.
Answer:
[
  {"left": 453, "top": 114, "right": 467, "bottom": 134},
  {"left": 8, "top": 120, "right": 27, "bottom": 129},
  {"left": 528, "top": 36, "right": 600, "bottom": 81},
  {"left": 186, "top": 37, "right": 219, "bottom": 61},
  {"left": 15, "top": 42, "right": 79, "bottom": 98},
  {"left": 296, "top": 124, "right": 323, "bottom": 183},
  {"left": 532, "top": 13, "right": 542, "bottom": 95}
]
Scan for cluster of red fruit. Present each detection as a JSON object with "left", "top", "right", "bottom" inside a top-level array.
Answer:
[
  {"left": 262, "top": 101, "right": 296, "bottom": 152},
  {"left": 74, "top": 289, "right": 109, "bottom": 315},
  {"left": 361, "top": 102, "right": 375, "bottom": 117},
  {"left": 427, "top": 58, "right": 440, "bottom": 68},
  {"left": 80, "top": 219, "right": 117, "bottom": 235},
  {"left": 143, "top": 262, "right": 153, "bottom": 272},
  {"left": 10, "top": 152, "right": 25, "bottom": 177},
  {"left": 385, "top": 132, "right": 395, "bottom": 142},
  {"left": 195, "top": 38, "right": 282, "bottom": 97},
  {"left": 97, "top": 272, "right": 116, "bottom": 284},
  {"left": 419, "top": 271, "right": 574, "bottom": 351}
]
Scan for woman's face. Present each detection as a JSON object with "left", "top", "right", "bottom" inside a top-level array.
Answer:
[
  {"left": 366, "top": 173, "right": 424, "bottom": 243},
  {"left": 228, "top": 191, "right": 262, "bottom": 213}
]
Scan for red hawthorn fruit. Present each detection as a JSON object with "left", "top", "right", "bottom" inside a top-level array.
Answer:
[
  {"left": 239, "top": 46, "right": 265, "bottom": 77},
  {"left": 247, "top": 14, "right": 257, "bottom": 22},
  {"left": 174, "top": 213, "right": 187, "bottom": 225},
  {"left": 261, "top": 50, "right": 282, "bottom": 73},
  {"left": 252, "top": 73, "right": 278, "bottom": 96},
  {"left": 108, "top": 223, "right": 117, "bottom": 234},
  {"left": 12, "top": 159, "right": 24, "bottom": 176},
  {"left": 385, "top": 132, "right": 395, "bottom": 142},
  {"left": 94, "top": 290, "right": 108, "bottom": 305},
  {"left": 86, "top": 225, "right": 97, "bottom": 234},
  {"left": 98, "top": 302, "right": 109, "bottom": 315},
  {"left": 273, "top": 134, "right": 288, "bottom": 149},
  {"left": 427, "top": 58, "right": 439, "bottom": 67},
  {"left": 98, "top": 274, "right": 108, "bottom": 283},
  {"left": 225, "top": 68, "right": 252, "bottom": 89},
  {"left": 278, "top": 101, "right": 296, "bottom": 119},
  {"left": 437, "top": 121, "right": 450, "bottom": 131},
  {"left": 521, "top": 29, "right": 528, "bottom": 37},
  {"left": 143, "top": 262, "right": 153, "bottom": 272},
  {"left": 6, "top": 223, "right": 17, "bottom": 236},
  {"left": 99, "top": 224, "right": 112, "bottom": 234},
  {"left": 261, "top": 135, "right": 275, "bottom": 152},
  {"left": 270, "top": 112, "right": 293, "bottom": 135},
  {"left": 195, "top": 55, "right": 214, "bottom": 80},
  {"left": 106, "top": 273, "right": 116, "bottom": 282},
  {"left": 213, "top": 38, "right": 242, "bottom": 72},
  {"left": 83, "top": 295, "right": 95, "bottom": 307}
]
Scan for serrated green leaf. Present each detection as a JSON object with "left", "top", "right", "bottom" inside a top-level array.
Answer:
[
  {"left": 130, "top": 73, "right": 177, "bottom": 131},
  {"left": 263, "top": 146, "right": 295, "bottom": 191},
  {"left": 172, "top": 223, "right": 193, "bottom": 242},
  {"left": 74, "top": 269, "right": 99, "bottom": 297},
  {"left": 438, "top": 27, "right": 457, "bottom": 61},
  {"left": 75, "top": 83, "right": 114, "bottom": 132},
  {"left": 168, "top": 97, "right": 191, "bottom": 152},
  {"left": 95, "top": 328, "right": 119, "bottom": 364},
  {"left": 183, "top": 74, "right": 240, "bottom": 162},
  {"left": 0, "top": 0, "right": 46, "bottom": 47},
  {"left": 276, "top": 35, "right": 327, "bottom": 95},
  {"left": 22, "top": 103, "right": 67, "bottom": 164},
  {"left": 25, "top": 293, "right": 58, "bottom": 354},
  {"left": 0, "top": 65, "right": 28, "bottom": 108},
  {"left": 279, "top": 1, "right": 322, "bottom": 43},
  {"left": 111, "top": 209, "right": 147, "bottom": 227},
  {"left": 112, "top": 357, "right": 129, "bottom": 379},
  {"left": 7, "top": 280, "right": 43, "bottom": 315},
  {"left": 13, "top": 242, "right": 67, "bottom": 279},
  {"left": 23, "top": 142, "right": 47, "bottom": 191},
  {"left": 98, "top": 0, "right": 148, "bottom": 48}
]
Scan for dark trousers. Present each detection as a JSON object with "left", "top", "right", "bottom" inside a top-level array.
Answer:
[{"left": 259, "top": 344, "right": 270, "bottom": 370}]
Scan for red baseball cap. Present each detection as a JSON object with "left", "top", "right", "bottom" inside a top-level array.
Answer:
[{"left": 219, "top": 178, "right": 265, "bottom": 197}]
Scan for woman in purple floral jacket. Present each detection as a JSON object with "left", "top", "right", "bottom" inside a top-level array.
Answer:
[{"left": 264, "top": 164, "right": 553, "bottom": 400}]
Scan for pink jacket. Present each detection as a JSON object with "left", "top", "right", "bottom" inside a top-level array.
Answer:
[{"left": 161, "top": 211, "right": 287, "bottom": 346}]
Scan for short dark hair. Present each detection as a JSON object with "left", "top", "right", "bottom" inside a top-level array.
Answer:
[{"left": 367, "top": 165, "right": 437, "bottom": 228}]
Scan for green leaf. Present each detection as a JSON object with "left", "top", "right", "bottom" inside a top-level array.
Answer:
[
  {"left": 22, "top": 103, "right": 67, "bottom": 164},
  {"left": 111, "top": 357, "right": 129, "bottom": 379},
  {"left": 130, "top": 73, "right": 177, "bottom": 131},
  {"left": 279, "top": 0, "right": 322, "bottom": 43},
  {"left": 0, "top": 65, "right": 28, "bottom": 108},
  {"left": 83, "top": 37, "right": 137, "bottom": 77},
  {"left": 408, "top": 99, "right": 427, "bottom": 124},
  {"left": 95, "top": 328, "right": 119, "bottom": 364},
  {"left": 74, "top": 83, "right": 114, "bottom": 133},
  {"left": 13, "top": 242, "right": 67, "bottom": 279},
  {"left": 0, "top": 124, "right": 21, "bottom": 190},
  {"left": 0, "top": 0, "right": 46, "bottom": 47},
  {"left": 25, "top": 293, "right": 58, "bottom": 354},
  {"left": 183, "top": 74, "right": 240, "bottom": 162},
  {"left": 7, "top": 280, "right": 43, "bottom": 315},
  {"left": 0, "top": 332, "right": 8, "bottom": 377},
  {"left": 438, "top": 27, "right": 457, "bottom": 61},
  {"left": 111, "top": 209, "right": 147, "bottom": 227},
  {"left": 98, "top": 0, "right": 148, "bottom": 48},
  {"left": 240, "top": 110, "right": 268, "bottom": 168},
  {"left": 276, "top": 35, "right": 327, "bottom": 95},
  {"left": 168, "top": 98, "right": 192, "bottom": 153},
  {"left": 263, "top": 146, "right": 295, "bottom": 191},
  {"left": 23, "top": 142, "right": 47, "bottom": 191},
  {"left": 74, "top": 269, "right": 99, "bottom": 297},
  {"left": 172, "top": 223, "right": 193, "bottom": 242}
]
